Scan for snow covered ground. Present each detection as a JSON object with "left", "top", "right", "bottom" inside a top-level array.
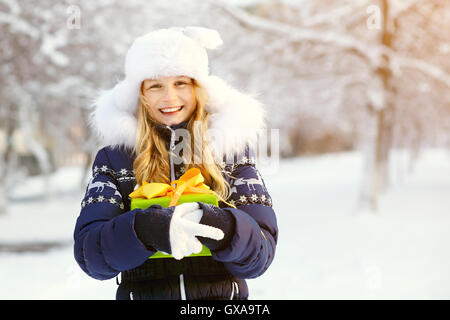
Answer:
[{"left": 1, "top": 149, "right": 449, "bottom": 300}]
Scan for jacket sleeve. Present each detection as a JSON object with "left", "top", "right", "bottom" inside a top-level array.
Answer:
[
  {"left": 73, "top": 148, "right": 157, "bottom": 280},
  {"left": 199, "top": 149, "right": 278, "bottom": 279}
]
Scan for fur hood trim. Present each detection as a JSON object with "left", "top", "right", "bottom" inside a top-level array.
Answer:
[{"left": 90, "top": 75, "right": 265, "bottom": 158}]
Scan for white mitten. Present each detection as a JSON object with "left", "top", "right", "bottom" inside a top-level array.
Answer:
[{"left": 169, "top": 202, "right": 224, "bottom": 260}]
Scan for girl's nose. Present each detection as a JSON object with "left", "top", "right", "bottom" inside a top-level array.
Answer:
[{"left": 163, "top": 85, "right": 178, "bottom": 103}]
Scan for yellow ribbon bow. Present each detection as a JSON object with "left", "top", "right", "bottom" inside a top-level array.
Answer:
[{"left": 129, "top": 168, "right": 235, "bottom": 208}]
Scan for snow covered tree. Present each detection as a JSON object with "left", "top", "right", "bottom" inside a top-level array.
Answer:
[
  {"left": 0, "top": 0, "right": 139, "bottom": 211},
  {"left": 208, "top": 0, "right": 450, "bottom": 211}
]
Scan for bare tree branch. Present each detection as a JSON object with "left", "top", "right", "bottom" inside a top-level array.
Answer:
[
  {"left": 214, "top": 1, "right": 450, "bottom": 88},
  {"left": 213, "top": 1, "right": 382, "bottom": 66},
  {"left": 392, "top": 55, "right": 450, "bottom": 87}
]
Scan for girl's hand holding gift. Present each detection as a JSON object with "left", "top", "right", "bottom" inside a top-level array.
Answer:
[{"left": 169, "top": 202, "right": 224, "bottom": 260}]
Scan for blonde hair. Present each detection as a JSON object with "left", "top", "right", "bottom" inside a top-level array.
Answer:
[{"left": 133, "top": 79, "right": 230, "bottom": 201}]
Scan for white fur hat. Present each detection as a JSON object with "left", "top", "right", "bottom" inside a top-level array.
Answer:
[{"left": 91, "top": 26, "right": 265, "bottom": 158}]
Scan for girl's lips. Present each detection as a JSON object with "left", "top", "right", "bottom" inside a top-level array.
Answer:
[{"left": 159, "top": 106, "right": 183, "bottom": 114}]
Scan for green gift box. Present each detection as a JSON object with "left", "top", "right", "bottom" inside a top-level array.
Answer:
[{"left": 131, "top": 193, "right": 218, "bottom": 259}]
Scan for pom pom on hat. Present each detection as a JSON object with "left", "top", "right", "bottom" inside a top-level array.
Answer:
[{"left": 173, "top": 26, "right": 223, "bottom": 50}]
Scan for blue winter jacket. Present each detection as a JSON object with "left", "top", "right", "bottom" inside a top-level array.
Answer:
[{"left": 73, "top": 123, "right": 278, "bottom": 300}]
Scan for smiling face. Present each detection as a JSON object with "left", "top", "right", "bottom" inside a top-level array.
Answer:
[{"left": 141, "top": 76, "right": 197, "bottom": 126}]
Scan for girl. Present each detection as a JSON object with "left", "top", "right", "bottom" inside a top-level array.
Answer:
[{"left": 74, "top": 26, "right": 278, "bottom": 300}]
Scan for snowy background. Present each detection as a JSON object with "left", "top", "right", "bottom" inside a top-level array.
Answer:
[{"left": 1, "top": 0, "right": 450, "bottom": 299}]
